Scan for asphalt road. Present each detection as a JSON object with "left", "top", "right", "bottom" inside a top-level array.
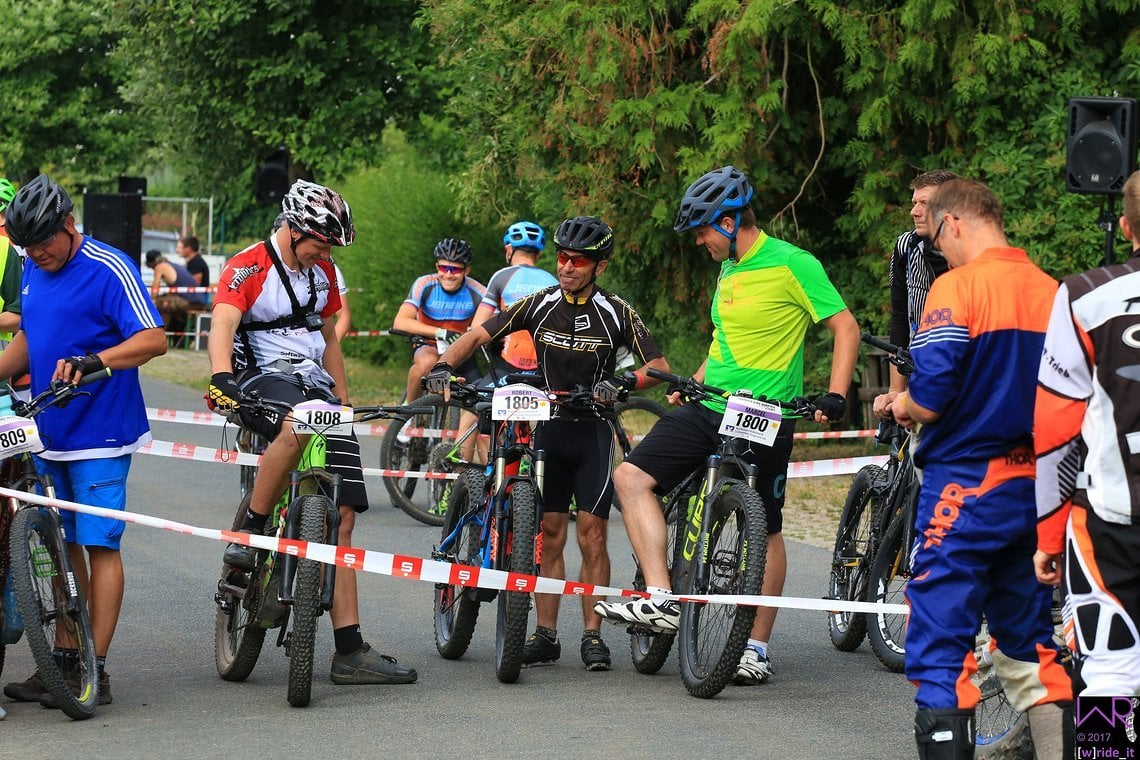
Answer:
[{"left": 1, "top": 376, "right": 918, "bottom": 759}]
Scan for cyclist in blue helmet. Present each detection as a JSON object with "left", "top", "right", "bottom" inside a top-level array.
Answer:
[{"left": 598, "top": 165, "right": 860, "bottom": 686}]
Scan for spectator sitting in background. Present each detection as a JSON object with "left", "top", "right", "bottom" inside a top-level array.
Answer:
[
  {"left": 146, "top": 250, "right": 195, "bottom": 338},
  {"left": 177, "top": 235, "right": 211, "bottom": 302}
]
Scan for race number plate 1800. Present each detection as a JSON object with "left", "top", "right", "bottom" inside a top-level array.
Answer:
[
  {"left": 718, "top": 395, "right": 781, "bottom": 447},
  {"left": 0, "top": 415, "right": 43, "bottom": 457},
  {"left": 492, "top": 384, "right": 551, "bottom": 422},
  {"left": 292, "top": 400, "right": 354, "bottom": 436}
]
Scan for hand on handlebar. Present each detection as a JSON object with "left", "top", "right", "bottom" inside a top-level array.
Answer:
[
  {"left": 207, "top": 372, "right": 242, "bottom": 412},
  {"left": 422, "top": 362, "right": 455, "bottom": 396},
  {"left": 592, "top": 377, "right": 628, "bottom": 405},
  {"left": 56, "top": 352, "right": 104, "bottom": 385},
  {"left": 812, "top": 392, "right": 847, "bottom": 423}
]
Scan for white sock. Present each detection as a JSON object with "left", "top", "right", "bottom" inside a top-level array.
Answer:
[
  {"left": 747, "top": 639, "right": 768, "bottom": 658},
  {"left": 645, "top": 585, "right": 672, "bottom": 602}
]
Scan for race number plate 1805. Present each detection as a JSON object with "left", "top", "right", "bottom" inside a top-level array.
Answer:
[
  {"left": 718, "top": 395, "right": 781, "bottom": 447},
  {"left": 492, "top": 384, "right": 550, "bottom": 422}
]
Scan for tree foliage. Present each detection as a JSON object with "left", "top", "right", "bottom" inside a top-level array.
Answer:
[{"left": 420, "top": 0, "right": 1140, "bottom": 379}]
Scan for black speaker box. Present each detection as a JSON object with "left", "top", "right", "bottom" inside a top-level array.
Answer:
[
  {"left": 1066, "top": 96, "right": 1138, "bottom": 195},
  {"left": 83, "top": 193, "right": 144, "bottom": 266}
]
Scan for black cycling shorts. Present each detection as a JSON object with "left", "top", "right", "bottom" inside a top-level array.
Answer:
[
  {"left": 533, "top": 418, "right": 617, "bottom": 520},
  {"left": 235, "top": 372, "right": 369, "bottom": 512},
  {"left": 622, "top": 401, "right": 795, "bottom": 534}
]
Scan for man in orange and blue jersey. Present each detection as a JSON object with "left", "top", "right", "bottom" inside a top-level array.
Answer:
[{"left": 890, "top": 179, "right": 1072, "bottom": 760}]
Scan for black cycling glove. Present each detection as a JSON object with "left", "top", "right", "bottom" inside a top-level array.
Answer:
[
  {"left": 207, "top": 372, "right": 242, "bottom": 412},
  {"left": 423, "top": 362, "right": 454, "bottom": 395},
  {"left": 813, "top": 392, "right": 847, "bottom": 421},
  {"left": 63, "top": 352, "right": 104, "bottom": 380}
]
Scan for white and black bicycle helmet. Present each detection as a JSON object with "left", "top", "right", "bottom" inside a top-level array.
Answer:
[
  {"left": 280, "top": 180, "right": 355, "bottom": 247},
  {"left": 4, "top": 174, "right": 73, "bottom": 247}
]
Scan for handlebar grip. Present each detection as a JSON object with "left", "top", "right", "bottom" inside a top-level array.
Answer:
[
  {"left": 860, "top": 332, "right": 901, "bottom": 355},
  {"left": 646, "top": 368, "right": 686, "bottom": 386},
  {"left": 78, "top": 367, "right": 112, "bottom": 386}
]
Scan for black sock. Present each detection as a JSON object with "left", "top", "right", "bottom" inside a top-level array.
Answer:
[
  {"left": 242, "top": 508, "right": 268, "bottom": 533},
  {"left": 333, "top": 624, "right": 364, "bottom": 656}
]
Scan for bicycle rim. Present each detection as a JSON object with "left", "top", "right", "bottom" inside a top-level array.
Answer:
[
  {"left": 678, "top": 483, "right": 766, "bottom": 699},
  {"left": 215, "top": 494, "right": 266, "bottom": 680},
  {"left": 973, "top": 620, "right": 1035, "bottom": 758},
  {"left": 434, "top": 470, "right": 486, "bottom": 659},
  {"left": 828, "top": 464, "right": 885, "bottom": 651},
  {"left": 495, "top": 481, "right": 536, "bottom": 684},
  {"left": 286, "top": 495, "right": 327, "bottom": 707},
  {"left": 868, "top": 513, "right": 910, "bottom": 672},
  {"left": 380, "top": 395, "right": 464, "bottom": 526},
  {"left": 10, "top": 507, "right": 97, "bottom": 719}
]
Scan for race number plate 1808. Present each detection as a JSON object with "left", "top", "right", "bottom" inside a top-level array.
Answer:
[
  {"left": 718, "top": 395, "right": 781, "bottom": 447},
  {"left": 292, "top": 400, "right": 354, "bottom": 436},
  {"left": 492, "top": 384, "right": 550, "bottom": 422},
  {"left": 0, "top": 415, "right": 42, "bottom": 457}
]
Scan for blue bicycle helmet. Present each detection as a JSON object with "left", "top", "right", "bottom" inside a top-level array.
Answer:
[
  {"left": 673, "top": 165, "right": 754, "bottom": 232},
  {"left": 503, "top": 221, "right": 545, "bottom": 252}
]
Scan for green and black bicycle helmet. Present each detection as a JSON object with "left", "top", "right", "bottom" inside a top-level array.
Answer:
[
  {"left": 553, "top": 216, "right": 614, "bottom": 261},
  {"left": 434, "top": 238, "right": 473, "bottom": 265},
  {"left": 3, "top": 174, "right": 73, "bottom": 247},
  {"left": 0, "top": 179, "right": 16, "bottom": 213}
]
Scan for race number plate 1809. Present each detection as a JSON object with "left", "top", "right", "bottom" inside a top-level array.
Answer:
[
  {"left": 718, "top": 395, "right": 781, "bottom": 447},
  {"left": 292, "top": 400, "right": 354, "bottom": 436},
  {"left": 0, "top": 415, "right": 42, "bottom": 457},
  {"left": 492, "top": 384, "right": 550, "bottom": 422}
]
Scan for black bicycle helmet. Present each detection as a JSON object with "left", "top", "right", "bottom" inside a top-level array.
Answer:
[
  {"left": 4, "top": 174, "right": 73, "bottom": 247},
  {"left": 673, "top": 165, "right": 754, "bottom": 232},
  {"left": 503, "top": 220, "right": 545, "bottom": 252},
  {"left": 553, "top": 216, "right": 614, "bottom": 261},
  {"left": 434, "top": 238, "right": 473, "bottom": 264},
  {"left": 280, "top": 180, "right": 355, "bottom": 246}
]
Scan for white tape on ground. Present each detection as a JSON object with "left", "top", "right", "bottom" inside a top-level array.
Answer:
[{"left": 0, "top": 486, "right": 908, "bottom": 616}]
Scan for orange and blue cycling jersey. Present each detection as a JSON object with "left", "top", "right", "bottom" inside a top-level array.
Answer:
[
  {"left": 403, "top": 273, "right": 486, "bottom": 334},
  {"left": 907, "top": 247, "right": 1058, "bottom": 468}
]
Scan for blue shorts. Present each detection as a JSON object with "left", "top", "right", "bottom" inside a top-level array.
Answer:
[{"left": 34, "top": 455, "right": 132, "bottom": 550}]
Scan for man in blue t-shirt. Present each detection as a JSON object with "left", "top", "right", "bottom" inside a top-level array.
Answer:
[{"left": 0, "top": 175, "right": 167, "bottom": 708}]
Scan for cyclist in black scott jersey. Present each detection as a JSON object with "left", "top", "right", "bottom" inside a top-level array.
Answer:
[{"left": 425, "top": 215, "right": 669, "bottom": 672}]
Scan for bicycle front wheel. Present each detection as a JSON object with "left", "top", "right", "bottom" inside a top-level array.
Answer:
[
  {"left": 286, "top": 494, "right": 328, "bottom": 707},
  {"left": 434, "top": 469, "right": 486, "bottom": 659},
  {"left": 612, "top": 397, "right": 667, "bottom": 512},
  {"left": 379, "top": 394, "right": 464, "bottom": 526},
  {"left": 974, "top": 617, "right": 1034, "bottom": 759},
  {"left": 495, "top": 480, "right": 536, "bottom": 684},
  {"left": 630, "top": 497, "right": 683, "bottom": 675},
  {"left": 10, "top": 507, "right": 97, "bottom": 720},
  {"left": 678, "top": 482, "right": 766, "bottom": 699},
  {"left": 867, "top": 510, "right": 911, "bottom": 673},
  {"left": 827, "top": 464, "right": 886, "bottom": 652},
  {"left": 215, "top": 494, "right": 267, "bottom": 681}
]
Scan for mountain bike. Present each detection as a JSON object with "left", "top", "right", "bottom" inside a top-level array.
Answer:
[
  {"left": 431, "top": 375, "right": 557, "bottom": 683},
  {"left": 213, "top": 394, "right": 427, "bottom": 706},
  {"left": 3, "top": 370, "right": 112, "bottom": 720},
  {"left": 627, "top": 368, "right": 815, "bottom": 699},
  {"left": 827, "top": 332, "right": 914, "bottom": 654}
]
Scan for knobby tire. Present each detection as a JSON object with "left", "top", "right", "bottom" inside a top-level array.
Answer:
[
  {"left": 286, "top": 495, "right": 327, "bottom": 707},
  {"left": 630, "top": 498, "right": 683, "bottom": 675},
  {"left": 215, "top": 493, "right": 267, "bottom": 681},
  {"left": 867, "top": 511, "right": 910, "bottom": 673},
  {"left": 495, "top": 480, "right": 536, "bottom": 684},
  {"left": 828, "top": 464, "right": 886, "bottom": 652},
  {"left": 10, "top": 507, "right": 98, "bottom": 720},
  {"left": 678, "top": 483, "right": 766, "bottom": 699},
  {"left": 434, "top": 469, "right": 486, "bottom": 659}
]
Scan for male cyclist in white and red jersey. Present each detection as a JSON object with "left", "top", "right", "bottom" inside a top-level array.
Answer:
[{"left": 206, "top": 180, "right": 416, "bottom": 686}]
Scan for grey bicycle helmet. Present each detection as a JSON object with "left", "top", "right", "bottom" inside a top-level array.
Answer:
[
  {"left": 280, "top": 180, "right": 355, "bottom": 246},
  {"left": 673, "top": 165, "right": 754, "bottom": 232},
  {"left": 553, "top": 216, "right": 614, "bottom": 261},
  {"left": 434, "top": 238, "right": 473, "bottom": 264},
  {"left": 503, "top": 221, "right": 545, "bottom": 252},
  {"left": 3, "top": 174, "right": 73, "bottom": 247}
]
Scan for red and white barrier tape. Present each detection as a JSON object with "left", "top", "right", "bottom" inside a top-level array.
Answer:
[
  {"left": 137, "top": 437, "right": 888, "bottom": 481},
  {"left": 154, "top": 285, "right": 215, "bottom": 294},
  {"left": 0, "top": 485, "right": 907, "bottom": 615}
]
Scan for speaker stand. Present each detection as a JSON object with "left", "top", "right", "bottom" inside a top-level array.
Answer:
[{"left": 1098, "top": 196, "right": 1117, "bottom": 266}]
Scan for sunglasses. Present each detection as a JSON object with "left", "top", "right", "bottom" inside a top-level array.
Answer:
[
  {"left": 436, "top": 263, "right": 465, "bottom": 275},
  {"left": 556, "top": 251, "right": 593, "bottom": 269}
]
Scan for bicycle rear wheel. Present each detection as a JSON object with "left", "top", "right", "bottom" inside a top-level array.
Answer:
[
  {"left": 867, "top": 510, "right": 911, "bottom": 673},
  {"left": 434, "top": 469, "right": 486, "bottom": 659},
  {"left": 379, "top": 394, "right": 464, "bottom": 526},
  {"left": 495, "top": 480, "right": 536, "bottom": 684},
  {"left": 630, "top": 496, "right": 683, "bottom": 675},
  {"left": 612, "top": 397, "right": 667, "bottom": 512},
  {"left": 678, "top": 482, "right": 766, "bottom": 699},
  {"left": 974, "top": 618, "right": 1034, "bottom": 759},
  {"left": 215, "top": 493, "right": 267, "bottom": 681},
  {"left": 286, "top": 494, "right": 327, "bottom": 707},
  {"left": 828, "top": 464, "right": 886, "bottom": 652},
  {"left": 10, "top": 506, "right": 97, "bottom": 720}
]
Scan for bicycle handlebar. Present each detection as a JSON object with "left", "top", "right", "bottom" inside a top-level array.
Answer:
[
  {"left": 13, "top": 368, "right": 113, "bottom": 418},
  {"left": 860, "top": 332, "right": 914, "bottom": 376},
  {"left": 645, "top": 368, "right": 816, "bottom": 417}
]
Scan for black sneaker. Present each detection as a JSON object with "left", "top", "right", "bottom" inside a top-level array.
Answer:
[
  {"left": 580, "top": 633, "right": 611, "bottom": 671},
  {"left": 39, "top": 669, "right": 112, "bottom": 708},
  {"left": 223, "top": 529, "right": 257, "bottom": 571},
  {"left": 521, "top": 630, "right": 561, "bottom": 667},
  {"left": 4, "top": 671, "right": 47, "bottom": 702},
  {"left": 330, "top": 643, "right": 417, "bottom": 685}
]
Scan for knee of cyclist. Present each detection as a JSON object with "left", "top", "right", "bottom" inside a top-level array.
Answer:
[
  {"left": 577, "top": 526, "right": 608, "bottom": 559},
  {"left": 613, "top": 462, "right": 650, "bottom": 498}
]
